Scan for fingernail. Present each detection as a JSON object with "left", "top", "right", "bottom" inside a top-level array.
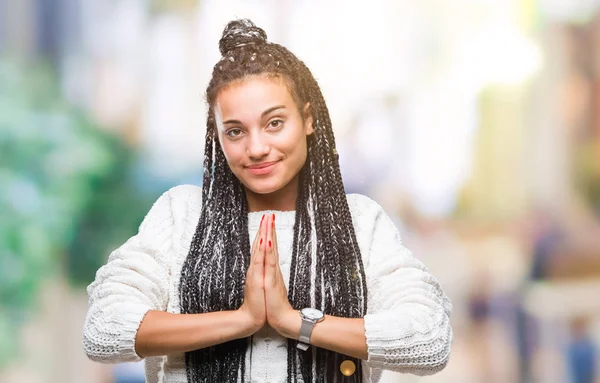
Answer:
[
  {"left": 268, "top": 240, "right": 272, "bottom": 248},
  {"left": 261, "top": 215, "right": 265, "bottom": 224},
  {"left": 260, "top": 238, "right": 263, "bottom": 245}
]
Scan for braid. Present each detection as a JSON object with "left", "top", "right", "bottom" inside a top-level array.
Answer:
[
  {"left": 179, "top": 119, "right": 250, "bottom": 382},
  {"left": 179, "top": 19, "right": 367, "bottom": 382}
]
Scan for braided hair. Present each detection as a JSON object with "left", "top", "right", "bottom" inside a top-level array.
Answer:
[{"left": 178, "top": 19, "right": 368, "bottom": 382}]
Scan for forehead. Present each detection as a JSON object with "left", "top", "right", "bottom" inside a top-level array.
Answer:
[{"left": 215, "top": 75, "right": 296, "bottom": 118}]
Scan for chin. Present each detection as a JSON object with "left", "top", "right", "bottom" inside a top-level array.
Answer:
[{"left": 243, "top": 179, "right": 283, "bottom": 195}]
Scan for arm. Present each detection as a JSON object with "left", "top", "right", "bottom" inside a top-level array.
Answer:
[
  {"left": 136, "top": 209, "right": 270, "bottom": 357},
  {"left": 82, "top": 190, "right": 177, "bottom": 363},
  {"left": 277, "top": 313, "right": 368, "bottom": 360},
  {"left": 360, "top": 198, "right": 453, "bottom": 376},
  {"left": 310, "top": 316, "right": 367, "bottom": 360},
  {"left": 262, "top": 213, "right": 368, "bottom": 360},
  {"left": 277, "top": 196, "right": 452, "bottom": 375},
  {"left": 82, "top": 186, "right": 263, "bottom": 363},
  {"left": 134, "top": 309, "right": 255, "bottom": 357},
  {"left": 277, "top": 255, "right": 451, "bottom": 369}
]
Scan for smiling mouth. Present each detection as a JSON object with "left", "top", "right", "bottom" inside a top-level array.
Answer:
[
  {"left": 246, "top": 161, "right": 279, "bottom": 175},
  {"left": 247, "top": 161, "right": 279, "bottom": 170}
]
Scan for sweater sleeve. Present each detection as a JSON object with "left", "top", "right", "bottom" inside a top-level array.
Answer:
[
  {"left": 82, "top": 190, "right": 174, "bottom": 364},
  {"left": 359, "top": 196, "right": 453, "bottom": 376}
]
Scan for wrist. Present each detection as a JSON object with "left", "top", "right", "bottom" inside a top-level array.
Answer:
[
  {"left": 234, "top": 308, "right": 264, "bottom": 338},
  {"left": 273, "top": 309, "right": 302, "bottom": 339},
  {"left": 297, "top": 308, "right": 325, "bottom": 349}
]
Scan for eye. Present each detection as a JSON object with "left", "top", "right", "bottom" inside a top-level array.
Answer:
[
  {"left": 268, "top": 119, "right": 283, "bottom": 129},
  {"left": 226, "top": 128, "right": 243, "bottom": 138}
]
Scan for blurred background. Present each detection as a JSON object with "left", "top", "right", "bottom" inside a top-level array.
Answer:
[{"left": 1, "top": 0, "right": 600, "bottom": 382}]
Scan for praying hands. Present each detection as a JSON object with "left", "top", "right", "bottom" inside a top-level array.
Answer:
[{"left": 238, "top": 213, "right": 299, "bottom": 338}]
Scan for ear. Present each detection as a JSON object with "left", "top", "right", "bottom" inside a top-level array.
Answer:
[{"left": 303, "top": 102, "right": 314, "bottom": 136}]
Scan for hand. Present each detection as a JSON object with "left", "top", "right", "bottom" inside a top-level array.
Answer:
[
  {"left": 264, "top": 214, "right": 299, "bottom": 338},
  {"left": 237, "top": 214, "right": 268, "bottom": 336}
]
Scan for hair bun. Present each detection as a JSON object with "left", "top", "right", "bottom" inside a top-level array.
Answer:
[{"left": 219, "top": 19, "right": 267, "bottom": 56}]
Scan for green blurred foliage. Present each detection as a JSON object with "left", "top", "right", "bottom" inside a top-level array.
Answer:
[
  {"left": 66, "top": 146, "right": 155, "bottom": 288},
  {"left": 0, "top": 59, "right": 154, "bottom": 367}
]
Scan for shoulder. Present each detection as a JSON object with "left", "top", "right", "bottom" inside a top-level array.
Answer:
[
  {"left": 163, "top": 184, "right": 203, "bottom": 221},
  {"left": 345, "top": 193, "right": 403, "bottom": 241},
  {"left": 140, "top": 184, "right": 202, "bottom": 230},
  {"left": 345, "top": 193, "right": 385, "bottom": 221},
  {"left": 344, "top": 194, "right": 388, "bottom": 243},
  {"left": 164, "top": 184, "right": 203, "bottom": 204}
]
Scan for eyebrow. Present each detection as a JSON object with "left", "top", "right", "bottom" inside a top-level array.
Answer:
[{"left": 222, "top": 105, "right": 286, "bottom": 125}]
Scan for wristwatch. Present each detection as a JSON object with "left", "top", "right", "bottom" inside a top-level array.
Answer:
[{"left": 297, "top": 308, "right": 325, "bottom": 351}]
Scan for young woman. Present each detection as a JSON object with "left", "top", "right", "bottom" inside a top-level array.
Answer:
[{"left": 82, "top": 19, "right": 453, "bottom": 383}]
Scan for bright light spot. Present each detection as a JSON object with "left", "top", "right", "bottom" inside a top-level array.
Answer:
[{"left": 460, "top": 23, "right": 544, "bottom": 87}]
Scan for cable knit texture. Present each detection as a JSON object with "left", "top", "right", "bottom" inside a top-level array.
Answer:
[{"left": 82, "top": 184, "right": 453, "bottom": 382}]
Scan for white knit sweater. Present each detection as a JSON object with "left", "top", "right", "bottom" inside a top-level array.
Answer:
[{"left": 82, "top": 184, "right": 452, "bottom": 382}]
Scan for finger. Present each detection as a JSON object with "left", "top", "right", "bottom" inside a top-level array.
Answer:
[
  {"left": 247, "top": 215, "right": 264, "bottom": 282},
  {"left": 252, "top": 214, "right": 266, "bottom": 268},
  {"left": 250, "top": 214, "right": 264, "bottom": 262},
  {"left": 271, "top": 213, "right": 279, "bottom": 264},
  {"left": 265, "top": 214, "right": 277, "bottom": 272},
  {"left": 268, "top": 213, "right": 280, "bottom": 268},
  {"left": 253, "top": 214, "right": 266, "bottom": 251},
  {"left": 254, "top": 215, "right": 267, "bottom": 280}
]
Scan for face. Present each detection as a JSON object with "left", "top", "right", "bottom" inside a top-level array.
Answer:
[{"left": 214, "top": 75, "right": 313, "bottom": 196}]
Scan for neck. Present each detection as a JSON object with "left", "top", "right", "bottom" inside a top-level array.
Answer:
[{"left": 245, "top": 175, "right": 299, "bottom": 212}]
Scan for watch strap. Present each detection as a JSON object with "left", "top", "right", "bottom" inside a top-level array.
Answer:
[
  {"left": 299, "top": 317, "right": 313, "bottom": 344},
  {"left": 297, "top": 341, "right": 310, "bottom": 351}
]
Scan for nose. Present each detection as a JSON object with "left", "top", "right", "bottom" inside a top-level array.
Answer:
[{"left": 246, "top": 131, "right": 270, "bottom": 159}]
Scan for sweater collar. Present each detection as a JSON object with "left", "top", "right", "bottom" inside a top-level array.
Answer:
[{"left": 248, "top": 210, "right": 296, "bottom": 229}]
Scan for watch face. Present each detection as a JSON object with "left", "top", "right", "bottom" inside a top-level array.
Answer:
[{"left": 301, "top": 308, "right": 324, "bottom": 320}]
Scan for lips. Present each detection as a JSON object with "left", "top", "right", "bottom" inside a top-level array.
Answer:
[
  {"left": 246, "top": 161, "right": 279, "bottom": 175},
  {"left": 246, "top": 161, "right": 279, "bottom": 170}
]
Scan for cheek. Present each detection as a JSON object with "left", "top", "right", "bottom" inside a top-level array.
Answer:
[
  {"left": 279, "top": 125, "right": 307, "bottom": 153},
  {"left": 219, "top": 140, "right": 240, "bottom": 166},
  {"left": 283, "top": 136, "right": 308, "bottom": 165}
]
